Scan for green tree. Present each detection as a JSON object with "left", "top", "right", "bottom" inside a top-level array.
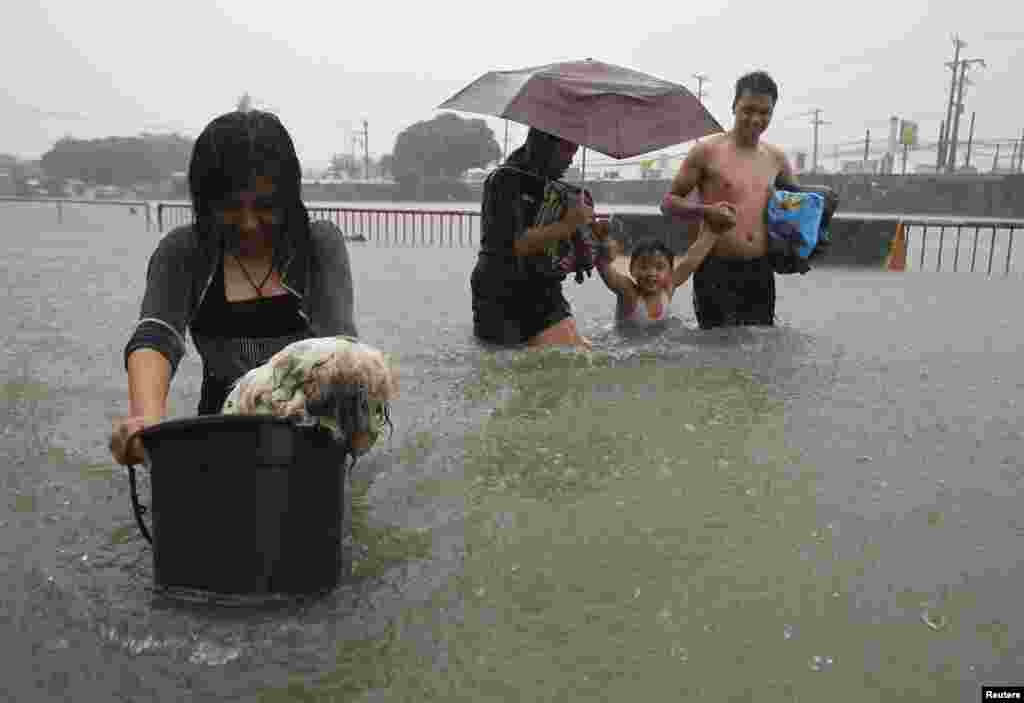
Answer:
[
  {"left": 392, "top": 113, "right": 501, "bottom": 182},
  {"left": 39, "top": 133, "right": 194, "bottom": 187}
]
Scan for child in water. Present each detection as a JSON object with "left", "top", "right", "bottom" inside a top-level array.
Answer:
[{"left": 594, "top": 221, "right": 723, "bottom": 326}]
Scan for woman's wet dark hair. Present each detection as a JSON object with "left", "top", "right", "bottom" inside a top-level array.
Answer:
[
  {"left": 630, "top": 239, "right": 675, "bottom": 268},
  {"left": 733, "top": 71, "right": 778, "bottom": 110},
  {"left": 188, "top": 110, "right": 310, "bottom": 266}
]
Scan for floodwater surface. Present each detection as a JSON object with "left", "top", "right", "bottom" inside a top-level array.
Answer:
[{"left": 1, "top": 201, "right": 1021, "bottom": 701}]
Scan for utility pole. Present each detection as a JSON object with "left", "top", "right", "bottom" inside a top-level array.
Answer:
[
  {"left": 864, "top": 129, "right": 870, "bottom": 163},
  {"left": 946, "top": 60, "right": 967, "bottom": 172},
  {"left": 939, "top": 35, "right": 966, "bottom": 169},
  {"left": 810, "top": 109, "right": 831, "bottom": 173},
  {"left": 362, "top": 119, "right": 369, "bottom": 181},
  {"left": 946, "top": 57, "right": 985, "bottom": 172},
  {"left": 1018, "top": 128, "right": 1024, "bottom": 173},
  {"left": 964, "top": 111, "right": 976, "bottom": 168},
  {"left": 693, "top": 74, "right": 710, "bottom": 144},
  {"left": 693, "top": 73, "right": 710, "bottom": 105}
]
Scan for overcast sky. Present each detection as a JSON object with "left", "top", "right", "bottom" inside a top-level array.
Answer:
[{"left": 4, "top": 0, "right": 1023, "bottom": 172}]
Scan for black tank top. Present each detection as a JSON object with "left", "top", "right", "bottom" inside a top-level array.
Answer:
[{"left": 190, "top": 256, "right": 310, "bottom": 414}]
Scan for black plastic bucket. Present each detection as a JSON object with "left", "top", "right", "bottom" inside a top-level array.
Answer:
[{"left": 131, "top": 415, "right": 348, "bottom": 597}]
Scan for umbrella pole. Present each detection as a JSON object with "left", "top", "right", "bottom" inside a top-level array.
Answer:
[{"left": 579, "top": 146, "right": 588, "bottom": 201}]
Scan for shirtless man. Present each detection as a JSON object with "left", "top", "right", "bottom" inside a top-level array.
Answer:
[{"left": 660, "top": 71, "right": 799, "bottom": 329}]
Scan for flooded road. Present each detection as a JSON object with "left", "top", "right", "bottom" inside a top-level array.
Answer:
[{"left": 1, "top": 201, "right": 1021, "bottom": 701}]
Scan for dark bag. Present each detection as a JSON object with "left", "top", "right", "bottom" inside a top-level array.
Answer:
[{"left": 767, "top": 179, "right": 840, "bottom": 274}]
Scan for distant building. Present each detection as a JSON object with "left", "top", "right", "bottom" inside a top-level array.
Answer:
[{"left": 0, "top": 169, "right": 15, "bottom": 196}]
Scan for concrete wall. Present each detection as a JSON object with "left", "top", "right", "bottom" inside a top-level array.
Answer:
[
  {"left": 787, "top": 173, "right": 1024, "bottom": 219},
  {"left": 329, "top": 173, "right": 1024, "bottom": 219},
  {"left": 578, "top": 174, "right": 1024, "bottom": 218},
  {"left": 609, "top": 213, "right": 898, "bottom": 268}
]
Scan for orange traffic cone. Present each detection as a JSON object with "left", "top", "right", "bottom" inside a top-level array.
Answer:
[{"left": 885, "top": 223, "right": 907, "bottom": 272}]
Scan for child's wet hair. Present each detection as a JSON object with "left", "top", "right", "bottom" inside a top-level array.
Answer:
[{"left": 629, "top": 239, "right": 675, "bottom": 269}]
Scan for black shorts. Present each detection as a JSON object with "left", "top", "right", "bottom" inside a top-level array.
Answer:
[
  {"left": 470, "top": 262, "right": 572, "bottom": 346},
  {"left": 692, "top": 256, "right": 776, "bottom": 329}
]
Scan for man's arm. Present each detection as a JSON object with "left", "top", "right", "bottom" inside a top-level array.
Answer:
[{"left": 660, "top": 143, "right": 710, "bottom": 221}]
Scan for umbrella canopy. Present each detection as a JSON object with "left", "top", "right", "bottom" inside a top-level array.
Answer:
[{"left": 438, "top": 58, "right": 723, "bottom": 159}]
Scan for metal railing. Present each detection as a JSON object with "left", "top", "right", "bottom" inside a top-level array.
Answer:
[
  {"left": 156, "top": 203, "right": 485, "bottom": 246},
  {"left": 3, "top": 197, "right": 1021, "bottom": 276},
  {"left": 0, "top": 196, "right": 154, "bottom": 230},
  {"left": 156, "top": 203, "right": 486, "bottom": 246},
  {"left": 903, "top": 219, "right": 1021, "bottom": 276}
]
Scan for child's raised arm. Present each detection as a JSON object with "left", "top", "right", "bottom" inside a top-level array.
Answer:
[
  {"left": 671, "top": 228, "right": 721, "bottom": 289},
  {"left": 592, "top": 220, "right": 634, "bottom": 295}
]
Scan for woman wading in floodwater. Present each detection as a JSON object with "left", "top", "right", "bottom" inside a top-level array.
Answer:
[
  {"left": 109, "top": 110, "right": 357, "bottom": 466},
  {"left": 470, "top": 128, "right": 597, "bottom": 349}
]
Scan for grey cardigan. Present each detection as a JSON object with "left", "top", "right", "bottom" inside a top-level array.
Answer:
[{"left": 124, "top": 218, "right": 357, "bottom": 378}]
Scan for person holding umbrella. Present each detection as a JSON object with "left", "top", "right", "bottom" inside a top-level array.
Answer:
[
  {"left": 470, "top": 127, "right": 596, "bottom": 349},
  {"left": 441, "top": 58, "right": 725, "bottom": 349}
]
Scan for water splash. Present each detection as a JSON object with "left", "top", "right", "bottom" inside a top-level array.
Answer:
[
  {"left": 809, "top": 654, "right": 835, "bottom": 672},
  {"left": 188, "top": 641, "right": 243, "bottom": 667}
]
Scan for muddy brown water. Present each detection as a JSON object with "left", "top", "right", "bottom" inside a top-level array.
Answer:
[{"left": 1, "top": 201, "right": 1021, "bottom": 701}]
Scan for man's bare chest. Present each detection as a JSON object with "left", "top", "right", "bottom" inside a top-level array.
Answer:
[{"left": 703, "top": 157, "right": 777, "bottom": 202}]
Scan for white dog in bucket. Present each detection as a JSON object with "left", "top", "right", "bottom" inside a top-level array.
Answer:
[{"left": 221, "top": 336, "right": 398, "bottom": 459}]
